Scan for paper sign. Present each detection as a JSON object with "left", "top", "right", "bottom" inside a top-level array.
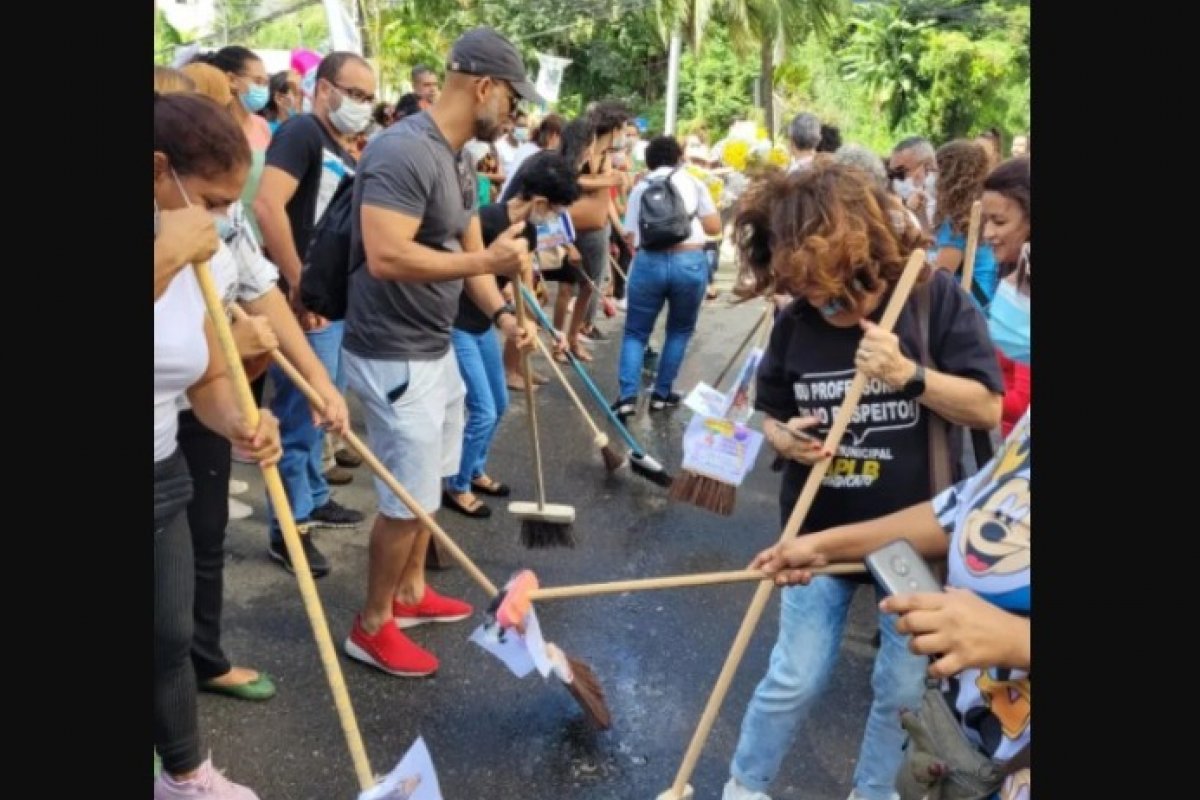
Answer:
[
  {"left": 681, "top": 415, "right": 765, "bottom": 486},
  {"left": 468, "top": 607, "right": 552, "bottom": 679},
  {"left": 534, "top": 211, "right": 576, "bottom": 251},
  {"left": 535, "top": 52, "right": 572, "bottom": 104},
  {"left": 726, "top": 347, "right": 764, "bottom": 424},
  {"left": 359, "top": 736, "right": 442, "bottom": 800},
  {"left": 683, "top": 382, "right": 731, "bottom": 419}
]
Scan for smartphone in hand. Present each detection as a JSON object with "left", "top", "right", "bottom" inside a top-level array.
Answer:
[{"left": 865, "top": 539, "right": 942, "bottom": 597}]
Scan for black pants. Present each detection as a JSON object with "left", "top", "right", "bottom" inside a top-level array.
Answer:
[
  {"left": 154, "top": 449, "right": 200, "bottom": 775},
  {"left": 177, "top": 409, "right": 233, "bottom": 682}
]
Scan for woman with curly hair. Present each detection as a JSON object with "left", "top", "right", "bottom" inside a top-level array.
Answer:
[
  {"left": 722, "top": 162, "right": 1004, "bottom": 800},
  {"left": 932, "top": 139, "right": 1000, "bottom": 307}
]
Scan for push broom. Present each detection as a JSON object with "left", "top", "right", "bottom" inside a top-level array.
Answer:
[
  {"left": 959, "top": 200, "right": 983, "bottom": 294},
  {"left": 195, "top": 267, "right": 376, "bottom": 795},
  {"left": 656, "top": 248, "right": 927, "bottom": 800},
  {"left": 519, "top": 281, "right": 674, "bottom": 487},
  {"left": 510, "top": 269, "right": 577, "bottom": 549},
  {"left": 234, "top": 305, "right": 611, "bottom": 731}
]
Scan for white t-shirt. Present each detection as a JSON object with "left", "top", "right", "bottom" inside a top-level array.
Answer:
[
  {"left": 507, "top": 142, "right": 541, "bottom": 183},
  {"left": 154, "top": 268, "right": 209, "bottom": 462},
  {"left": 494, "top": 137, "right": 519, "bottom": 178},
  {"left": 624, "top": 166, "right": 717, "bottom": 249}
]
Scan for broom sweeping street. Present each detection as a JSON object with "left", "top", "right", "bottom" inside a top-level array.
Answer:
[{"left": 209, "top": 289, "right": 888, "bottom": 799}]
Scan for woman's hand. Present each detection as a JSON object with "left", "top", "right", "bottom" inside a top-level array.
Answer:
[
  {"left": 229, "top": 409, "right": 283, "bottom": 468},
  {"left": 766, "top": 417, "right": 828, "bottom": 465},
  {"left": 749, "top": 536, "right": 830, "bottom": 586},
  {"left": 313, "top": 380, "right": 350, "bottom": 435},
  {"left": 155, "top": 206, "right": 219, "bottom": 298},
  {"left": 230, "top": 313, "right": 279, "bottom": 359},
  {"left": 881, "top": 587, "right": 1031, "bottom": 678},
  {"left": 855, "top": 319, "right": 917, "bottom": 389}
]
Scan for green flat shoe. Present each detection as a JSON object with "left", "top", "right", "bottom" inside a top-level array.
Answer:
[{"left": 200, "top": 671, "right": 277, "bottom": 701}]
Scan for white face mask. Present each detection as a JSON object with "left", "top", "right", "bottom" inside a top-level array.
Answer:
[
  {"left": 892, "top": 177, "right": 915, "bottom": 199},
  {"left": 329, "top": 92, "right": 372, "bottom": 135}
]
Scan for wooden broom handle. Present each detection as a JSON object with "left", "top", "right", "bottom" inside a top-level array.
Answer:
[
  {"left": 195, "top": 266, "right": 374, "bottom": 791},
  {"left": 529, "top": 564, "right": 866, "bottom": 601},
  {"left": 531, "top": 330, "right": 608, "bottom": 445},
  {"left": 663, "top": 248, "right": 927, "bottom": 799},
  {"left": 712, "top": 301, "right": 773, "bottom": 391},
  {"left": 960, "top": 200, "right": 983, "bottom": 293},
  {"left": 513, "top": 266, "right": 548, "bottom": 509},
  {"left": 229, "top": 305, "right": 501, "bottom": 600}
]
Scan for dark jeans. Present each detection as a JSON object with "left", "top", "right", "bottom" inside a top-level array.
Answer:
[
  {"left": 154, "top": 449, "right": 201, "bottom": 775},
  {"left": 177, "top": 410, "right": 233, "bottom": 682}
]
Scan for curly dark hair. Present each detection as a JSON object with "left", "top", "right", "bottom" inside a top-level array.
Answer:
[
  {"left": 733, "top": 162, "right": 930, "bottom": 310},
  {"left": 934, "top": 139, "right": 990, "bottom": 238}
]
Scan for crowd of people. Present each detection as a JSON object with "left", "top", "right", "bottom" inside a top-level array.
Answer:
[{"left": 154, "top": 25, "right": 1030, "bottom": 800}]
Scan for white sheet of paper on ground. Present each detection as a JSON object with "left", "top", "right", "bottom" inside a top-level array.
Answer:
[
  {"left": 358, "top": 736, "right": 442, "bottom": 800},
  {"left": 680, "top": 415, "right": 765, "bottom": 486},
  {"left": 469, "top": 620, "right": 536, "bottom": 678},
  {"left": 683, "top": 382, "right": 731, "bottom": 419}
]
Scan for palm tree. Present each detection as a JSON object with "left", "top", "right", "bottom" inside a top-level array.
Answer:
[{"left": 840, "top": 1, "right": 934, "bottom": 130}]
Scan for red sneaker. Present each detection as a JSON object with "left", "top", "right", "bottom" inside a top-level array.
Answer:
[
  {"left": 393, "top": 586, "right": 474, "bottom": 629},
  {"left": 344, "top": 616, "right": 438, "bottom": 677}
]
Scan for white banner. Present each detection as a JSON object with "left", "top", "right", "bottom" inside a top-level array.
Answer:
[
  {"left": 534, "top": 52, "right": 572, "bottom": 104},
  {"left": 322, "top": 0, "right": 362, "bottom": 55}
]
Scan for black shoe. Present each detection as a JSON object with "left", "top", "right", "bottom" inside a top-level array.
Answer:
[
  {"left": 650, "top": 392, "right": 682, "bottom": 411},
  {"left": 334, "top": 447, "right": 363, "bottom": 468},
  {"left": 324, "top": 466, "right": 354, "bottom": 486},
  {"left": 310, "top": 499, "right": 364, "bottom": 529},
  {"left": 611, "top": 396, "right": 637, "bottom": 423},
  {"left": 583, "top": 326, "right": 609, "bottom": 342},
  {"left": 268, "top": 529, "right": 331, "bottom": 578}
]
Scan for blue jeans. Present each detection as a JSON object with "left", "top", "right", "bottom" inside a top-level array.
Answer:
[
  {"left": 617, "top": 249, "right": 708, "bottom": 399},
  {"left": 731, "top": 576, "right": 928, "bottom": 800},
  {"left": 447, "top": 327, "right": 508, "bottom": 494},
  {"left": 267, "top": 320, "right": 344, "bottom": 543}
]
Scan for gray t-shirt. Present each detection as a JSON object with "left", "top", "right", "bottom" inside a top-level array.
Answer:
[{"left": 344, "top": 112, "right": 476, "bottom": 360}]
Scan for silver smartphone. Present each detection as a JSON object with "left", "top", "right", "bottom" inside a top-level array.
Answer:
[{"left": 865, "top": 539, "right": 942, "bottom": 596}]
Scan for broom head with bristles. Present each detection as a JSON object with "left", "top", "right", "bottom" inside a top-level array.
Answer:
[
  {"left": 629, "top": 452, "right": 674, "bottom": 487},
  {"left": 547, "top": 643, "right": 612, "bottom": 730},
  {"left": 510, "top": 501, "right": 576, "bottom": 548},
  {"left": 668, "top": 470, "right": 738, "bottom": 516},
  {"left": 598, "top": 435, "right": 626, "bottom": 472}
]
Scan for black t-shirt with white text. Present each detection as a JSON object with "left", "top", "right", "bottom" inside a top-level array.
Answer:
[
  {"left": 454, "top": 202, "right": 514, "bottom": 334},
  {"left": 755, "top": 269, "right": 1004, "bottom": 536}
]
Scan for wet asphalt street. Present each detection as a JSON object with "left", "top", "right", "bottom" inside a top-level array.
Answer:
[{"left": 207, "top": 278, "right": 883, "bottom": 800}]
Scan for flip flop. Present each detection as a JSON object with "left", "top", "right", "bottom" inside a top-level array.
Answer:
[
  {"left": 200, "top": 671, "right": 277, "bottom": 701},
  {"left": 471, "top": 476, "right": 511, "bottom": 497},
  {"left": 442, "top": 490, "right": 492, "bottom": 518}
]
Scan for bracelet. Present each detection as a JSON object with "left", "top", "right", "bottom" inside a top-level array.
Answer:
[{"left": 491, "top": 303, "right": 516, "bottom": 328}]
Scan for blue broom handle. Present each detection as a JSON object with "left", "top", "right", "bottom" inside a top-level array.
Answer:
[{"left": 518, "top": 283, "right": 646, "bottom": 456}]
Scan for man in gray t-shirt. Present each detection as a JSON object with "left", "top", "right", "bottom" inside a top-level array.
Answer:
[{"left": 340, "top": 27, "right": 543, "bottom": 679}]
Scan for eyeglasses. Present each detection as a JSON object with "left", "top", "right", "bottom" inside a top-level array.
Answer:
[
  {"left": 456, "top": 155, "right": 475, "bottom": 211},
  {"left": 332, "top": 82, "right": 376, "bottom": 104}
]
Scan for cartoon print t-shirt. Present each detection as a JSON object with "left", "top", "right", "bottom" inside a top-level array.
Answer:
[
  {"left": 932, "top": 408, "right": 1030, "bottom": 779},
  {"left": 756, "top": 269, "right": 1004, "bottom": 535}
]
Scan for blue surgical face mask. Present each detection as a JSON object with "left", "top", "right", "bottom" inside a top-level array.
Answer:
[
  {"left": 987, "top": 280, "right": 1030, "bottom": 364},
  {"left": 241, "top": 83, "right": 270, "bottom": 113},
  {"left": 171, "top": 167, "right": 234, "bottom": 243}
]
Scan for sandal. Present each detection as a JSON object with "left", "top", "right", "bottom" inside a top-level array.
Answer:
[
  {"left": 471, "top": 476, "right": 511, "bottom": 497},
  {"left": 200, "top": 670, "right": 277, "bottom": 702},
  {"left": 441, "top": 489, "right": 492, "bottom": 518}
]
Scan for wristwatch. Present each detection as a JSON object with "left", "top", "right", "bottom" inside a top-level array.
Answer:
[
  {"left": 492, "top": 303, "right": 516, "bottom": 328},
  {"left": 901, "top": 363, "right": 926, "bottom": 399}
]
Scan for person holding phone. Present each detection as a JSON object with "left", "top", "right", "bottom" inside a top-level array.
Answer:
[
  {"left": 721, "top": 162, "right": 1003, "bottom": 800},
  {"left": 752, "top": 408, "right": 1031, "bottom": 800}
]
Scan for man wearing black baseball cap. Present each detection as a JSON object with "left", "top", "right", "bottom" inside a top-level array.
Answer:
[{"left": 340, "top": 27, "right": 540, "bottom": 678}]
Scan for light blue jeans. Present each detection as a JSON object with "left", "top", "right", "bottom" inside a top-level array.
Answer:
[
  {"left": 731, "top": 576, "right": 928, "bottom": 800},
  {"left": 447, "top": 326, "right": 509, "bottom": 494},
  {"left": 266, "top": 320, "right": 344, "bottom": 543},
  {"left": 617, "top": 248, "right": 709, "bottom": 399}
]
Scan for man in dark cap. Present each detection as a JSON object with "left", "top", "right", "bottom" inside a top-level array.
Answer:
[{"left": 341, "top": 28, "right": 542, "bottom": 677}]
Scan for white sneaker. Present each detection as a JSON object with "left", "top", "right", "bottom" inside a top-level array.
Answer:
[
  {"left": 153, "top": 757, "right": 260, "bottom": 799},
  {"left": 228, "top": 498, "right": 253, "bottom": 520},
  {"left": 847, "top": 792, "right": 899, "bottom": 800},
  {"left": 228, "top": 479, "right": 249, "bottom": 496},
  {"left": 722, "top": 777, "right": 772, "bottom": 800}
]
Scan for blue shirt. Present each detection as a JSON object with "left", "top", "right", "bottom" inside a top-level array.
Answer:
[{"left": 935, "top": 219, "right": 999, "bottom": 308}]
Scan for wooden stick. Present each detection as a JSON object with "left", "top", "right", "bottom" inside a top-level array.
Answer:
[
  {"left": 960, "top": 200, "right": 983, "bottom": 293},
  {"left": 195, "top": 267, "right": 374, "bottom": 791},
  {"left": 231, "top": 305, "right": 500, "bottom": 599},
  {"left": 662, "top": 249, "right": 927, "bottom": 800},
  {"left": 514, "top": 269, "right": 549, "bottom": 510},
  {"left": 530, "top": 330, "right": 608, "bottom": 447},
  {"left": 608, "top": 254, "right": 628, "bottom": 283},
  {"left": 529, "top": 564, "right": 866, "bottom": 601},
  {"left": 712, "top": 301, "right": 773, "bottom": 391}
]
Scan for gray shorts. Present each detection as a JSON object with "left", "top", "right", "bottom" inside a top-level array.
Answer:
[
  {"left": 575, "top": 225, "right": 611, "bottom": 323},
  {"left": 342, "top": 349, "right": 466, "bottom": 519}
]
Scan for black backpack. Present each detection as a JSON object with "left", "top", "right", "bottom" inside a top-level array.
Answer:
[
  {"left": 300, "top": 173, "right": 360, "bottom": 320},
  {"left": 638, "top": 167, "right": 693, "bottom": 251}
]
